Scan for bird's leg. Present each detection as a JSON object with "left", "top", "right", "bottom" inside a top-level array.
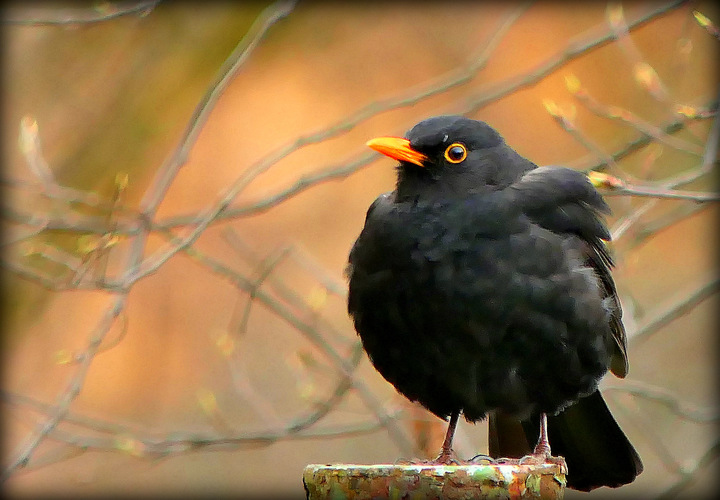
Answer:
[
  {"left": 433, "top": 410, "right": 461, "bottom": 464},
  {"left": 519, "top": 413, "right": 566, "bottom": 468},
  {"left": 532, "top": 412, "right": 551, "bottom": 458}
]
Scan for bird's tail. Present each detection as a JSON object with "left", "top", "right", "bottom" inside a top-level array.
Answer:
[{"left": 489, "top": 390, "right": 643, "bottom": 491}]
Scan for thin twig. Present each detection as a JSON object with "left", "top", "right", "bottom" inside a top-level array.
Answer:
[
  {"left": 574, "top": 91, "right": 705, "bottom": 156},
  {"left": 233, "top": 245, "right": 293, "bottom": 337},
  {"left": 2, "top": 391, "right": 147, "bottom": 436},
  {"left": 138, "top": 0, "right": 296, "bottom": 215},
  {"left": 657, "top": 440, "right": 720, "bottom": 500},
  {"left": 2, "top": 1, "right": 160, "bottom": 26},
  {"left": 602, "top": 185, "right": 720, "bottom": 202},
  {"left": 465, "top": 0, "right": 686, "bottom": 114},
  {"left": 2, "top": 343, "right": 366, "bottom": 463},
  {"left": 4, "top": 390, "right": 406, "bottom": 475},
  {"left": 630, "top": 278, "right": 719, "bottom": 345},
  {"left": 1, "top": 296, "right": 129, "bottom": 480},
  {"left": 634, "top": 203, "right": 710, "bottom": 244},
  {"left": 19, "top": 409, "right": 405, "bottom": 465},
  {"left": 179, "top": 240, "right": 417, "bottom": 455},
  {"left": 603, "top": 380, "right": 719, "bottom": 423},
  {"left": 609, "top": 393, "right": 686, "bottom": 476}
]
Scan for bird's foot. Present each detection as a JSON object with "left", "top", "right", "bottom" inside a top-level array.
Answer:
[
  {"left": 515, "top": 439, "right": 566, "bottom": 468},
  {"left": 393, "top": 449, "right": 463, "bottom": 466},
  {"left": 516, "top": 452, "right": 567, "bottom": 468},
  {"left": 432, "top": 447, "right": 463, "bottom": 465},
  {"left": 393, "top": 457, "right": 420, "bottom": 465},
  {"left": 490, "top": 454, "right": 566, "bottom": 469}
]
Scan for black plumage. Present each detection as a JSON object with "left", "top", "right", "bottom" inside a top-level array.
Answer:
[{"left": 346, "top": 115, "right": 642, "bottom": 491}]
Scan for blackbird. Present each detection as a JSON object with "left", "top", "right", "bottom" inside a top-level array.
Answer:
[{"left": 346, "top": 115, "right": 643, "bottom": 491}]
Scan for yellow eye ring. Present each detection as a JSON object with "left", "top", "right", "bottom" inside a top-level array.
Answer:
[{"left": 444, "top": 143, "right": 467, "bottom": 163}]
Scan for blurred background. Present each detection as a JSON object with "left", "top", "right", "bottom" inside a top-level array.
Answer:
[{"left": 2, "top": 1, "right": 718, "bottom": 498}]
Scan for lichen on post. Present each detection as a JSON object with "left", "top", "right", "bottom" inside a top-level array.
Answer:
[{"left": 303, "top": 462, "right": 567, "bottom": 499}]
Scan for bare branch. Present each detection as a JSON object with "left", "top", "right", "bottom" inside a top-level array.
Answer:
[
  {"left": 178, "top": 240, "right": 417, "bottom": 455},
  {"left": 1, "top": 343, "right": 388, "bottom": 468}
]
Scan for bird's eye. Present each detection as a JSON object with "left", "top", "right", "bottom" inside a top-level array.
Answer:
[{"left": 444, "top": 143, "right": 467, "bottom": 163}]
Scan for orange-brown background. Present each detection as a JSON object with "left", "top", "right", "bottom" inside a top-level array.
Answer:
[{"left": 2, "top": 2, "right": 718, "bottom": 498}]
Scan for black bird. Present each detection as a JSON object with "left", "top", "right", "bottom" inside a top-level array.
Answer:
[{"left": 346, "top": 115, "right": 643, "bottom": 491}]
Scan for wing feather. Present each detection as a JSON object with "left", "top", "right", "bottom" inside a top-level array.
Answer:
[{"left": 511, "top": 167, "right": 628, "bottom": 377}]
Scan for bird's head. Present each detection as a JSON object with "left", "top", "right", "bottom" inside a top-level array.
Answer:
[{"left": 367, "top": 115, "right": 535, "bottom": 201}]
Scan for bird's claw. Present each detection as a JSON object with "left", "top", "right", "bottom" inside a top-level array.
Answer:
[
  {"left": 393, "top": 452, "right": 462, "bottom": 466},
  {"left": 433, "top": 448, "right": 462, "bottom": 465},
  {"left": 469, "top": 453, "right": 497, "bottom": 464},
  {"left": 516, "top": 453, "right": 567, "bottom": 468}
]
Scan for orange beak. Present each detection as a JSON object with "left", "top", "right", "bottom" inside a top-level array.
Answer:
[{"left": 366, "top": 137, "right": 427, "bottom": 167}]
